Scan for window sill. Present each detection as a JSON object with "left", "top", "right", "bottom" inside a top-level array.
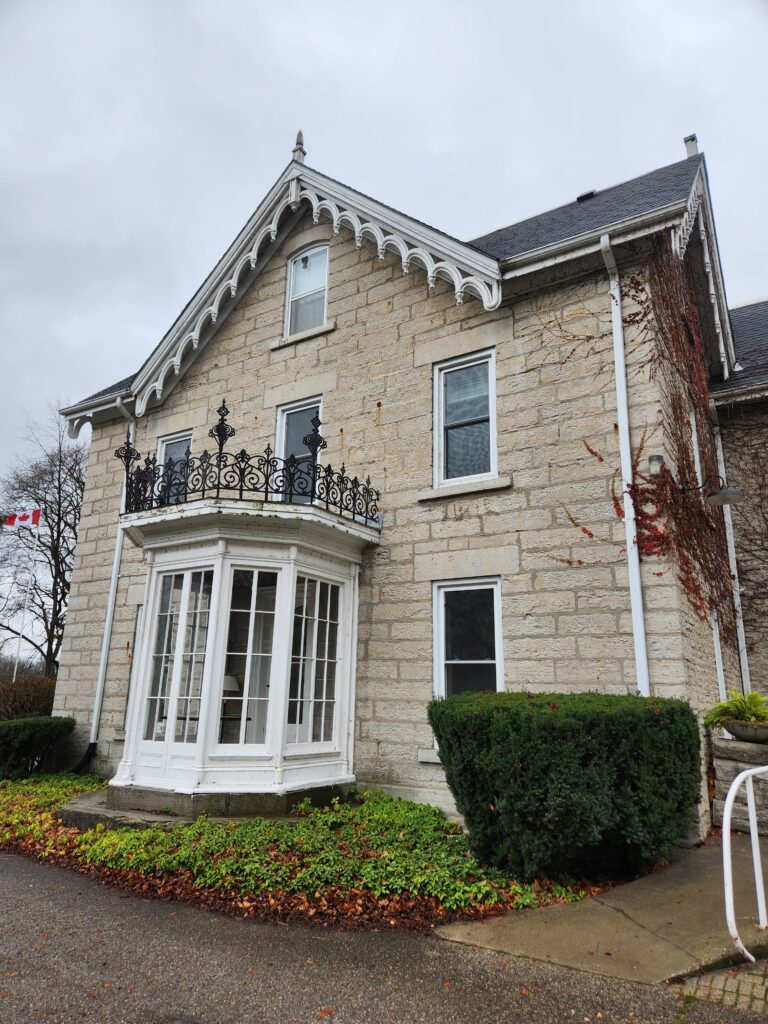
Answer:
[
  {"left": 417, "top": 474, "right": 512, "bottom": 503},
  {"left": 417, "top": 747, "right": 442, "bottom": 764},
  {"left": 271, "top": 319, "right": 336, "bottom": 350}
]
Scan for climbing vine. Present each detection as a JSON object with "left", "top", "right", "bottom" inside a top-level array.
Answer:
[{"left": 606, "top": 234, "right": 736, "bottom": 643}]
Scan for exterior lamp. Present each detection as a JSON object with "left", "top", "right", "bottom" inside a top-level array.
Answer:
[{"left": 681, "top": 475, "right": 746, "bottom": 507}]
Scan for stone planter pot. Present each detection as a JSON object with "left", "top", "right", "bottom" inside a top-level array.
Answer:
[{"left": 724, "top": 721, "right": 768, "bottom": 744}]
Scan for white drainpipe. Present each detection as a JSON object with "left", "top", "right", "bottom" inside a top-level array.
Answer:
[
  {"left": 600, "top": 235, "right": 651, "bottom": 696},
  {"left": 83, "top": 401, "right": 133, "bottom": 760},
  {"left": 714, "top": 425, "right": 752, "bottom": 692}
]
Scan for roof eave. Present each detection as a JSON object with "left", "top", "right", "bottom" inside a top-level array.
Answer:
[{"left": 498, "top": 200, "right": 689, "bottom": 278}]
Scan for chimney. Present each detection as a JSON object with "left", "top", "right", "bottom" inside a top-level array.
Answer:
[{"left": 684, "top": 133, "right": 699, "bottom": 157}]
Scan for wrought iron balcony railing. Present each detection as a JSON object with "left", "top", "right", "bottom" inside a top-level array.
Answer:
[{"left": 114, "top": 401, "right": 381, "bottom": 528}]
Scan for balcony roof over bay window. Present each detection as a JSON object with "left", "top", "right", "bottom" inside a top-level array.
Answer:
[{"left": 114, "top": 400, "right": 381, "bottom": 552}]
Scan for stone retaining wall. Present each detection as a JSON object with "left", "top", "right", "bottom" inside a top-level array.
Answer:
[{"left": 712, "top": 736, "right": 768, "bottom": 833}]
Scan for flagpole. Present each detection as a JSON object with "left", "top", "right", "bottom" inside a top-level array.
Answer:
[{"left": 12, "top": 516, "right": 41, "bottom": 683}]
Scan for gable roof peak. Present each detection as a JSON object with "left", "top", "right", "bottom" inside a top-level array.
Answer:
[{"left": 292, "top": 130, "right": 306, "bottom": 164}]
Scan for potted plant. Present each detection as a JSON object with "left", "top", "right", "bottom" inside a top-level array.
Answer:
[{"left": 704, "top": 690, "right": 768, "bottom": 743}]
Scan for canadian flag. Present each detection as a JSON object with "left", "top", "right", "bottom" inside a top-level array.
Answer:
[{"left": 4, "top": 509, "right": 41, "bottom": 528}]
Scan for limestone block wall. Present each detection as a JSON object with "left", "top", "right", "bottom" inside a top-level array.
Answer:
[
  {"left": 712, "top": 736, "right": 768, "bottom": 833},
  {"left": 54, "top": 207, "right": 736, "bottom": 802},
  {"left": 720, "top": 400, "right": 768, "bottom": 693}
]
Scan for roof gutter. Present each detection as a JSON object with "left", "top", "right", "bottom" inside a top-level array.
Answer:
[
  {"left": 600, "top": 234, "right": 650, "bottom": 697},
  {"left": 499, "top": 202, "right": 687, "bottom": 281}
]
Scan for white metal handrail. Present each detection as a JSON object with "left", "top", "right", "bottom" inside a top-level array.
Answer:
[{"left": 722, "top": 764, "right": 768, "bottom": 962}]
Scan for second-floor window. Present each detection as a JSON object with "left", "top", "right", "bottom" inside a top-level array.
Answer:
[
  {"left": 276, "top": 397, "right": 322, "bottom": 504},
  {"left": 286, "top": 245, "right": 328, "bottom": 336},
  {"left": 157, "top": 432, "right": 191, "bottom": 505},
  {"left": 434, "top": 351, "right": 497, "bottom": 486}
]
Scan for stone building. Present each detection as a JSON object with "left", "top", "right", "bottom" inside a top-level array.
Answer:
[
  {"left": 714, "top": 300, "right": 768, "bottom": 692},
  {"left": 54, "top": 133, "right": 755, "bottom": 820}
]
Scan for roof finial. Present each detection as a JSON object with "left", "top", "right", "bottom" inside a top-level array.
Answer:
[{"left": 292, "top": 130, "right": 306, "bottom": 164}]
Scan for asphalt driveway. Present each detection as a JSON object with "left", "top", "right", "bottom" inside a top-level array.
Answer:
[{"left": 0, "top": 852, "right": 760, "bottom": 1023}]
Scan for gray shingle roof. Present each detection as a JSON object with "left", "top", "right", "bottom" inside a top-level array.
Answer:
[
  {"left": 77, "top": 374, "right": 135, "bottom": 405},
  {"left": 469, "top": 155, "right": 703, "bottom": 261},
  {"left": 712, "top": 300, "right": 768, "bottom": 396},
  {"left": 69, "top": 154, "right": 708, "bottom": 413}
]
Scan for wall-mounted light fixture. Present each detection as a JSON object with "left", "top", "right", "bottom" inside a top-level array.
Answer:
[{"left": 648, "top": 455, "right": 745, "bottom": 506}]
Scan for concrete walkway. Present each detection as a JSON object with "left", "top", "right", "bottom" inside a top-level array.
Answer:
[{"left": 438, "top": 834, "right": 768, "bottom": 985}]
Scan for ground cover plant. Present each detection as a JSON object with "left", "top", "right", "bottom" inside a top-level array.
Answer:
[
  {"left": 429, "top": 691, "right": 700, "bottom": 879},
  {"left": 0, "top": 775, "right": 583, "bottom": 930}
]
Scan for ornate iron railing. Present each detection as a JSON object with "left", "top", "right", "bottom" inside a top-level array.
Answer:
[{"left": 114, "top": 401, "right": 381, "bottom": 527}]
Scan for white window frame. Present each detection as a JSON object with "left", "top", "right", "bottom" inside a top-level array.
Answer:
[
  {"left": 432, "top": 577, "right": 504, "bottom": 699},
  {"left": 284, "top": 244, "right": 329, "bottom": 338},
  {"left": 275, "top": 395, "right": 324, "bottom": 462},
  {"left": 155, "top": 430, "right": 192, "bottom": 505},
  {"left": 157, "top": 430, "right": 192, "bottom": 468},
  {"left": 433, "top": 349, "right": 498, "bottom": 489}
]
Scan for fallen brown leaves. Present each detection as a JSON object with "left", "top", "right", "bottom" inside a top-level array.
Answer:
[{"left": 3, "top": 836, "right": 509, "bottom": 933}]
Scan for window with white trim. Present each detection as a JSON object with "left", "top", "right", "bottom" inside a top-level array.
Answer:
[
  {"left": 434, "top": 579, "right": 503, "bottom": 698},
  {"left": 286, "top": 245, "right": 328, "bottom": 335},
  {"left": 434, "top": 351, "right": 497, "bottom": 486},
  {"left": 287, "top": 575, "right": 340, "bottom": 744},
  {"left": 144, "top": 569, "right": 213, "bottom": 743},
  {"left": 276, "top": 397, "right": 322, "bottom": 505},
  {"left": 219, "top": 569, "right": 279, "bottom": 745},
  {"left": 157, "top": 431, "right": 191, "bottom": 505}
]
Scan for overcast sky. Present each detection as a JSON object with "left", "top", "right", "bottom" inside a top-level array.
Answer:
[{"left": 1, "top": 0, "right": 766, "bottom": 479}]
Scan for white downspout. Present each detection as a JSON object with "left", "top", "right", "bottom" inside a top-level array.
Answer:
[
  {"left": 600, "top": 235, "right": 651, "bottom": 696},
  {"left": 714, "top": 426, "right": 752, "bottom": 692},
  {"left": 85, "top": 400, "right": 133, "bottom": 756}
]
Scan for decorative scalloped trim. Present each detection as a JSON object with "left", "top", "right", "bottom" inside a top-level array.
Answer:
[
  {"left": 135, "top": 181, "right": 502, "bottom": 415},
  {"left": 672, "top": 173, "right": 703, "bottom": 261}
]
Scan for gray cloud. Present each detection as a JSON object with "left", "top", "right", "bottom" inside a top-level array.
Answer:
[{"left": 1, "top": 0, "right": 766, "bottom": 477}]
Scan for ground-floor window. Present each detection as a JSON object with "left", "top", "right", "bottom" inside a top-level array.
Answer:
[
  {"left": 219, "top": 569, "right": 278, "bottom": 744},
  {"left": 144, "top": 569, "right": 213, "bottom": 742},
  {"left": 287, "top": 576, "right": 340, "bottom": 744},
  {"left": 137, "top": 560, "right": 347, "bottom": 755},
  {"left": 433, "top": 578, "right": 503, "bottom": 698}
]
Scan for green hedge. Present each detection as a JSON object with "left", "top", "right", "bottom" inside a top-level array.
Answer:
[
  {"left": 428, "top": 691, "right": 700, "bottom": 879},
  {"left": 0, "top": 677, "right": 56, "bottom": 721},
  {"left": 0, "top": 717, "right": 75, "bottom": 779}
]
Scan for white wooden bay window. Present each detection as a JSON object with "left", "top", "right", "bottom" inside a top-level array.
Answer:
[{"left": 112, "top": 505, "right": 373, "bottom": 798}]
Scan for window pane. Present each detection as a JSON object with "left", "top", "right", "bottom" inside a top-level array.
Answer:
[
  {"left": 283, "top": 406, "right": 320, "bottom": 461},
  {"left": 445, "top": 588, "right": 496, "bottom": 661},
  {"left": 174, "top": 570, "right": 212, "bottom": 743},
  {"left": 163, "top": 437, "right": 191, "bottom": 464},
  {"left": 287, "top": 575, "right": 340, "bottom": 745},
  {"left": 445, "top": 421, "right": 490, "bottom": 479},
  {"left": 255, "top": 571, "right": 278, "bottom": 611},
  {"left": 219, "top": 569, "right": 277, "bottom": 745},
  {"left": 159, "top": 437, "right": 190, "bottom": 506},
  {"left": 289, "top": 291, "right": 326, "bottom": 334},
  {"left": 446, "top": 662, "right": 496, "bottom": 697},
  {"left": 444, "top": 363, "right": 489, "bottom": 425},
  {"left": 230, "top": 570, "right": 253, "bottom": 610},
  {"left": 290, "top": 248, "right": 328, "bottom": 299},
  {"left": 144, "top": 574, "right": 183, "bottom": 741}
]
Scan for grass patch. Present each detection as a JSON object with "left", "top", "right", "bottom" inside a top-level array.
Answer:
[{"left": 0, "top": 775, "right": 584, "bottom": 929}]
